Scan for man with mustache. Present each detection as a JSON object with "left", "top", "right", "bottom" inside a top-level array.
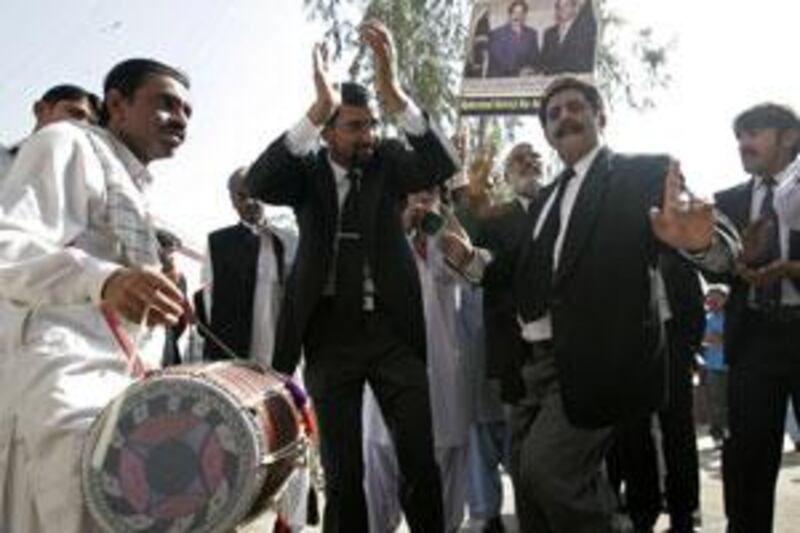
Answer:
[
  {"left": 0, "top": 58, "right": 191, "bottom": 532},
  {"left": 712, "top": 103, "right": 800, "bottom": 532},
  {"left": 441, "top": 76, "right": 740, "bottom": 532},
  {"left": 246, "top": 20, "right": 459, "bottom": 532}
]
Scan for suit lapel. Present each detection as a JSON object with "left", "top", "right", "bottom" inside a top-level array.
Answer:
[
  {"left": 317, "top": 149, "right": 340, "bottom": 231},
  {"left": 514, "top": 184, "right": 555, "bottom": 289},
  {"left": 554, "top": 147, "right": 612, "bottom": 286},
  {"left": 727, "top": 181, "right": 754, "bottom": 231}
]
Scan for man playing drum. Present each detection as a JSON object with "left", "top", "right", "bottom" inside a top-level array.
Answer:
[{"left": 0, "top": 58, "right": 191, "bottom": 532}]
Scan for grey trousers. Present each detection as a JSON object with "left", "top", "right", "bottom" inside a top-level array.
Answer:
[{"left": 509, "top": 346, "right": 617, "bottom": 533}]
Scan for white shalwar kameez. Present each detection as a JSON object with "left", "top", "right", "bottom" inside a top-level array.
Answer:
[
  {"left": 0, "top": 122, "right": 164, "bottom": 533},
  {"left": 363, "top": 233, "right": 472, "bottom": 533}
]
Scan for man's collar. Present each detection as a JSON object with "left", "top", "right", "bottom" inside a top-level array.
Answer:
[
  {"left": 571, "top": 144, "right": 602, "bottom": 179},
  {"left": 753, "top": 156, "right": 799, "bottom": 189},
  {"left": 326, "top": 154, "right": 349, "bottom": 184},
  {"left": 94, "top": 124, "right": 154, "bottom": 190}
]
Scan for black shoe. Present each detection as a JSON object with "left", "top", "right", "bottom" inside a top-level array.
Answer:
[
  {"left": 482, "top": 515, "right": 505, "bottom": 533},
  {"left": 667, "top": 512, "right": 701, "bottom": 533}
]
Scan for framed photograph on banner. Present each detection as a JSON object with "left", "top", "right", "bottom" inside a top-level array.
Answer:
[{"left": 460, "top": 0, "right": 600, "bottom": 116}]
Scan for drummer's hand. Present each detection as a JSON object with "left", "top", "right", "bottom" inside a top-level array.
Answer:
[{"left": 102, "top": 267, "right": 186, "bottom": 326}]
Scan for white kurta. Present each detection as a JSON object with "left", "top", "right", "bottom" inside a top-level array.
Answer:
[
  {"left": 363, "top": 232, "right": 472, "bottom": 532},
  {"left": 0, "top": 122, "right": 164, "bottom": 533}
]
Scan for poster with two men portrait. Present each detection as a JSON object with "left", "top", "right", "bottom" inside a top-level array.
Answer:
[{"left": 460, "top": 0, "right": 599, "bottom": 115}]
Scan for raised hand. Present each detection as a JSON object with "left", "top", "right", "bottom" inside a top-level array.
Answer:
[
  {"left": 438, "top": 208, "right": 475, "bottom": 269},
  {"left": 359, "top": 19, "right": 407, "bottom": 114},
  {"left": 650, "top": 160, "right": 715, "bottom": 252},
  {"left": 307, "top": 42, "right": 340, "bottom": 126},
  {"left": 102, "top": 267, "right": 187, "bottom": 327}
]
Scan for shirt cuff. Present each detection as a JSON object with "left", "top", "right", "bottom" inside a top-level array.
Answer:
[
  {"left": 285, "top": 115, "right": 322, "bottom": 156},
  {"left": 447, "top": 247, "right": 492, "bottom": 284},
  {"left": 396, "top": 101, "right": 426, "bottom": 137},
  {"left": 680, "top": 231, "right": 741, "bottom": 273},
  {"left": 71, "top": 249, "right": 124, "bottom": 304}
]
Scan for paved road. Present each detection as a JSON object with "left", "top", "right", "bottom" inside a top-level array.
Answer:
[{"left": 244, "top": 434, "right": 800, "bottom": 532}]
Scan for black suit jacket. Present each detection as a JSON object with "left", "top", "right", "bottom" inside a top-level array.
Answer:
[
  {"left": 661, "top": 252, "right": 706, "bottom": 355},
  {"left": 203, "top": 223, "right": 284, "bottom": 360},
  {"left": 713, "top": 181, "right": 757, "bottom": 367},
  {"left": 475, "top": 200, "right": 532, "bottom": 403},
  {"left": 247, "top": 121, "right": 458, "bottom": 374},
  {"left": 540, "top": 1, "right": 598, "bottom": 74},
  {"left": 715, "top": 180, "right": 800, "bottom": 367},
  {"left": 507, "top": 148, "right": 672, "bottom": 428}
]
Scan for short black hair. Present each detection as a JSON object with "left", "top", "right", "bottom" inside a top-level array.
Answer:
[
  {"left": 734, "top": 103, "right": 800, "bottom": 135},
  {"left": 39, "top": 84, "right": 101, "bottom": 118},
  {"left": 325, "top": 81, "right": 374, "bottom": 128},
  {"left": 508, "top": 0, "right": 529, "bottom": 14},
  {"left": 538, "top": 76, "right": 603, "bottom": 127},
  {"left": 40, "top": 84, "right": 92, "bottom": 104},
  {"left": 735, "top": 103, "right": 800, "bottom": 158},
  {"left": 100, "top": 58, "right": 189, "bottom": 125},
  {"left": 103, "top": 58, "right": 190, "bottom": 98}
]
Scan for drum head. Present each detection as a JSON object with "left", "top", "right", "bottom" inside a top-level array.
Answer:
[{"left": 83, "top": 374, "right": 265, "bottom": 533}]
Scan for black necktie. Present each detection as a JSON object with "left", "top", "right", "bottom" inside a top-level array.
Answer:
[
  {"left": 755, "top": 178, "right": 782, "bottom": 309},
  {"left": 335, "top": 169, "right": 365, "bottom": 315},
  {"left": 519, "top": 167, "right": 575, "bottom": 322}
]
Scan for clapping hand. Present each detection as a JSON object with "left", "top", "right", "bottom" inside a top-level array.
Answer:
[
  {"left": 438, "top": 209, "right": 475, "bottom": 270},
  {"left": 650, "top": 160, "right": 715, "bottom": 252},
  {"left": 359, "top": 19, "right": 408, "bottom": 114},
  {"left": 307, "top": 42, "right": 340, "bottom": 126}
]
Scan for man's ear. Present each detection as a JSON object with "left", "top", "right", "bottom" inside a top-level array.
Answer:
[
  {"left": 780, "top": 128, "right": 800, "bottom": 154},
  {"left": 33, "top": 100, "right": 48, "bottom": 124},
  {"left": 321, "top": 126, "right": 333, "bottom": 146},
  {"left": 597, "top": 109, "right": 607, "bottom": 131},
  {"left": 104, "top": 88, "right": 127, "bottom": 125}
]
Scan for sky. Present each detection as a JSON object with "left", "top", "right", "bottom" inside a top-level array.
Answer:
[{"left": 3, "top": 0, "right": 800, "bottom": 255}]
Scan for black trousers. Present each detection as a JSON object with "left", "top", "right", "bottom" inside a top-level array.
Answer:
[
  {"left": 723, "top": 311, "right": 800, "bottom": 533},
  {"left": 303, "top": 302, "right": 444, "bottom": 533},
  {"left": 613, "top": 327, "right": 700, "bottom": 532}
]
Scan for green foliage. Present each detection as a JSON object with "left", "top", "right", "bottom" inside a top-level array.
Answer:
[
  {"left": 304, "top": 0, "right": 671, "bottom": 119},
  {"left": 304, "top": 0, "right": 469, "bottom": 126}
]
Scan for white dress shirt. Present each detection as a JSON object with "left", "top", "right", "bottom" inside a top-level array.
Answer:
[
  {"left": 283, "top": 103, "right": 427, "bottom": 305},
  {"left": 520, "top": 144, "right": 601, "bottom": 342},
  {"left": 750, "top": 159, "right": 800, "bottom": 306}
]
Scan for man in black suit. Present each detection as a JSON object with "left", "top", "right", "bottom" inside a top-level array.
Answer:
[
  {"left": 201, "top": 168, "right": 289, "bottom": 363},
  {"left": 476, "top": 143, "right": 543, "bottom": 405},
  {"left": 487, "top": 0, "right": 540, "bottom": 78},
  {"left": 442, "top": 76, "right": 739, "bottom": 532},
  {"left": 613, "top": 252, "right": 705, "bottom": 533},
  {"left": 712, "top": 103, "right": 800, "bottom": 533},
  {"left": 246, "top": 20, "right": 458, "bottom": 533},
  {"left": 540, "top": 0, "right": 598, "bottom": 75}
]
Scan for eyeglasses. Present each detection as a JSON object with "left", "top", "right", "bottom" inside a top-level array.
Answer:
[{"left": 334, "top": 118, "right": 379, "bottom": 134}]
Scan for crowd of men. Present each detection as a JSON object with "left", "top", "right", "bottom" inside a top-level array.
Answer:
[{"left": 1, "top": 15, "right": 799, "bottom": 533}]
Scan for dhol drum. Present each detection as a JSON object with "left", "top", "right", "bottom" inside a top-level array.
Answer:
[{"left": 81, "top": 361, "right": 313, "bottom": 533}]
